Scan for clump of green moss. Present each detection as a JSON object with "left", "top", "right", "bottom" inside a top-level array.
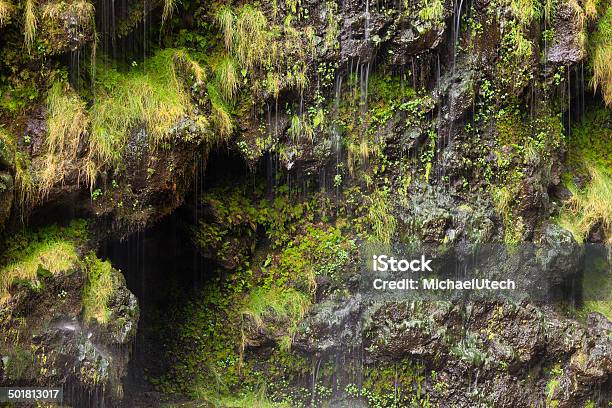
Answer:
[
  {"left": 82, "top": 253, "right": 117, "bottom": 325},
  {"left": 0, "top": 220, "right": 87, "bottom": 302},
  {"left": 345, "top": 360, "right": 434, "bottom": 407},
  {"left": 567, "top": 107, "right": 611, "bottom": 172},
  {"left": 240, "top": 286, "right": 309, "bottom": 354}
]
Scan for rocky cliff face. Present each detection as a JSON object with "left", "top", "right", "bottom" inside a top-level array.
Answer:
[{"left": 0, "top": 0, "right": 610, "bottom": 406}]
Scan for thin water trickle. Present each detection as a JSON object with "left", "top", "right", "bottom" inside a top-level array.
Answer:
[
  {"left": 365, "top": 0, "right": 370, "bottom": 42},
  {"left": 453, "top": 0, "right": 464, "bottom": 73},
  {"left": 411, "top": 57, "right": 416, "bottom": 89},
  {"left": 567, "top": 64, "right": 571, "bottom": 139},
  {"left": 580, "top": 61, "right": 585, "bottom": 122},
  {"left": 311, "top": 357, "right": 322, "bottom": 407}
]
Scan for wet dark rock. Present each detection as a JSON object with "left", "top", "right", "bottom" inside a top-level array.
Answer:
[
  {"left": 295, "top": 298, "right": 610, "bottom": 407},
  {"left": 535, "top": 223, "right": 582, "bottom": 281},
  {"left": 546, "top": 1, "right": 586, "bottom": 66},
  {"left": 39, "top": 0, "right": 95, "bottom": 54},
  {"left": 0, "top": 172, "right": 13, "bottom": 227},
  {"left": 438, "top": 68, "right": 476, "bottom": 127},
  {"left": 294, "top": 294, "right": 362, "bottom": 354},
  {"left": 0, "top": 262, "right": 138, "bottom": 405},
  {"left": 395, "top": 184, "right": 498, "bottom": 244},
  {"left": 550, "top": 183, "right": 573, "bottom": 201}
]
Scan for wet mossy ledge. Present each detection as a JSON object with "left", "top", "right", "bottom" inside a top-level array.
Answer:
[
  {"left": 0, "top": 0, "right": 611, "bottom": 406},
  {"left": 0, "top": 220, "right": 138, "bottom": 401}
]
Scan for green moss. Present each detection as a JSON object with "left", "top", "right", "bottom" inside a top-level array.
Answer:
[
  {"left": 268, "top": 224, "right": 353, "bottom": 291},
  {"left": 0, "top": 220, "right": 87, "bottom": 301},
  {"left": 567, "top": 107, "right": 611, "bottom": 173},
  {"left": 345, "top": 360, "right": 434, "bottom": 407},
  {"left": 82, "top": 253, "right": 117, "bottom": 325},
  {"left": 240, "top": 286, "right": 309, "bottom": 354},
  {"left": 3, "top": 345, "right": 34, "bottom": 381},
  {"left": 545, "top": 364, "right": 563, "bottom": 406},
  {"left": 559, "top": 108, "right": 611, "bottom": 243}
]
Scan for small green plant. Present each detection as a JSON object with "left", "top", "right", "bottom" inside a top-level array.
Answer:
[{"left": 419, "top": 0, "right": 444, "bottom": 23}]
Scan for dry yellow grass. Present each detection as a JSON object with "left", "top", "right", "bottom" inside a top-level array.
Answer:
[
  {"left": 0, "top": 0, "right": 12, "bottom": 26},
  {"left": 40, "top": 81, "right": 89, "bottom": 199},
  {"left": 24, "top": 0, "right": 37, "bottom": 52},
  {"left": 559, "top": 167, "right": 612, "bottom": 243}
]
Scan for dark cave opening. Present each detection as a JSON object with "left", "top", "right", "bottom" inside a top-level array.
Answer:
[
  {"left": 97, "top": 147, "right": 256, "bottom": 404},
  {"left": 98, "top": 210, "right": 207, "bottom": 402}
]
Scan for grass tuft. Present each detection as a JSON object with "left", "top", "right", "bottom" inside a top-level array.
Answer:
[
  {"left": 591, "top": 6, "right": 612, "bottom": 106},
  {"left": 0, "top": 0, "right": 12, "bottom": 26},
  {"left": 14, "top": 152, "right": 34, "bottom": 213},
  {"left": 82, "top": 253, "right": 116, "bottom": 325},
  {"left": 419, "top": 0, "right": 444, "bottom": 23},
  {"left": 558, "top": 166, "right": 611, "bottom": 243},
  {"left": 40, "top": 81, "right": 89, "bottom": 199},
  {"left": 216, "top": 56, "right": 239, "bottom": 101},
  {"left": 161, "top": 0, "right": 176, "bottom": 27},
  {"left": 216, "top": 5, "right": 235, "bottom": 51},
  {"left": 510, "top": 0, "right": 541, "bottom": 26},
  {"left": 240, "top": 286, "right": 309, "bottom": 354},
  {"left": 234, "top": 5, "right": 268, "bottom": 69},
  {"left": 367, "top": 188, "right": 397, "bottom": 245},
  {"left": 87, "top": 49, "right": 206, "bottom": 186},
  {"left": 24, "top": 0, "right": 37, "bottom": 52},
  {"left": 582, "top": 0, "right": 599, "bottom": 20}
]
